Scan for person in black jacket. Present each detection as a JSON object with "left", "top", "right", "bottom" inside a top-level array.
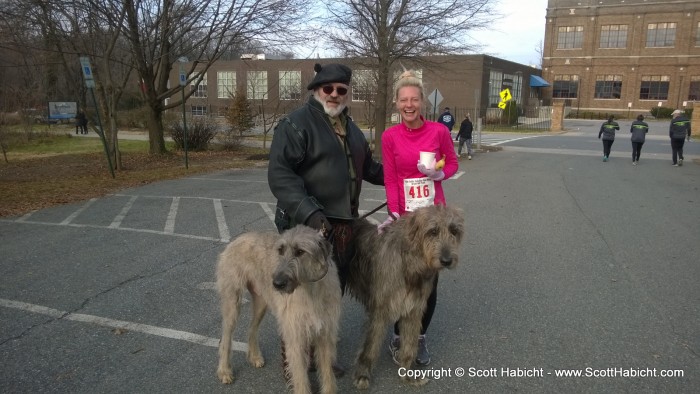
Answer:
[
  {"left": 669, "top": 109, "right": 692, "bottom": 166},
  {"left": 630, "top": 114, "right": 649, "bottom": 165},
  {"left": 268, "top": 62, "right": 384, "bottom": 378},
  {"left": 75, "top": 110, "right": 88, "bottom": 135},
  {"left": 598, "top": 115, "right": 619, "bottom": 162},
  {"left": 456, "top": 114, "right": 473, "bottom": 159},
  {"left": 268, "top": 63, "right": 384, "bottom": 288}
]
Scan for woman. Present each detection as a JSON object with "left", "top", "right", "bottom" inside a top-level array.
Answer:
[
  {"left": 630, "top": 114, "right": 649, "bottom": 165},
  {"left": 378, "top": 70, "right": 459, "bottom": 366},
  {"left": 598, "top": 115, "right": 619, "bottom": 162}
]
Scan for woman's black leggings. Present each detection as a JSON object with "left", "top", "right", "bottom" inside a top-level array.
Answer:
[
  {"left": 394, "top": 274, "right": 438, "bottom": 336},
  {"left": 632, "top": 142, "right": 644, "bottom": 161}
]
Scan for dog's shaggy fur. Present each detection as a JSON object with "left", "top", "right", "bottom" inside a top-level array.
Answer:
[
  {"left": 346, "top": 204, "right": 465, "bottom": 389},
  {"left": 216, "top": 225, "right": 342, "bottom": 394}
]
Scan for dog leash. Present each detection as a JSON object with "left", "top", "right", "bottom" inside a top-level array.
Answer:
[{"left": 359, "top": 201, "right": 387, "bottom": 219}]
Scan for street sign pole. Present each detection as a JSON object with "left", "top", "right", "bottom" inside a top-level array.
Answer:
[{"left": 79, "top": 56, "right": 115, "bottom": 179}]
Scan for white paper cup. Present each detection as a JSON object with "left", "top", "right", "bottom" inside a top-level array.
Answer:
[{"left": 419, "top": 151, "right": 436, "bottom": 168}]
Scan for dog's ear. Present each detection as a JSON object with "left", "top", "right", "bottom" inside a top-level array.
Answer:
[{"left": 318, "top": 236, "right": 332, "bottom": 259}]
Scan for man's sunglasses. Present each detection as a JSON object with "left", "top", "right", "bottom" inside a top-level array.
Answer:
[{"left": 321, "top": 85, "right": 348, "bottom": 96}]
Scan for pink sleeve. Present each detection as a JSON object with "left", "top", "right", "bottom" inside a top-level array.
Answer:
[{"left": 439, "top": 128, "right": 459, "bottom": 178}]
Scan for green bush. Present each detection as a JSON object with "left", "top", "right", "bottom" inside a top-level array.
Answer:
[
  {"left": 650, "top": 107, "right": 674, "bottom": 119},
  {"left": 502, "top": 101, "right": 518, "bottom": 125},
  {"left": 168, "top": 117, "right": 217, "bottom": 151}
]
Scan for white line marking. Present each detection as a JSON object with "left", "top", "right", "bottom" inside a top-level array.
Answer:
[
  {"left": 110, "top": 195, "right": 137, "bottom": 228},
  {"left": 489, "top": 135, "right": 543, "bottom": 146},
  {"left": 259, "top": 202, "right": 275, "bottom": 223},
  {"left": 213, "top": 199, "right": 230, "bottom": 242},
  {"left": 60, "top": 198, "right": 97, "bottom": 225},
  {"left": 164, "top": 197, "right": 179, "bottom": 234},
  {"left": 451, "top": 171, "right": 465, "bottom": 179},
  {"left": 16, "top": 211, "right": 35, "bottom": 222},
  {"left": 0, "top": 298, "right": 247, "bottom": 353},
  {"left": 190, "top": 177, "right": 268, "bottom": 183}
]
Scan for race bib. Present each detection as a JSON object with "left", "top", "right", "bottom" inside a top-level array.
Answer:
[{"left": 404, "top": 177, "right": 435, "bottom": 211}]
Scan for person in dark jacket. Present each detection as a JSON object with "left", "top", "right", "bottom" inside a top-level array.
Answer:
[
  {"left": 268, "top": 63, "right": 384, "bottom": 287},
  {"left": 598, "top": 115, "right": 619, "bottom": 162},
  {"left": 437, "top": 107, "right": 455, "bottom": 132},
  {"left": 669, "top": 109, "right": 692, "bottom": 166},
  {"left": 630, "top": 114, "right": 649, "bottom": 165},
  {"left": 268, "top": 62, "right": 384, "bottom": 378},
  {"left": 75, "top": 110, "right": 88, "bottom": 135},
  {"left": 456, "top": 114, "right": 473, "bottom": 159}
]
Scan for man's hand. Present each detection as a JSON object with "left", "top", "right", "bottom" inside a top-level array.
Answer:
[{"left": 306, "top": 211, "right": 332, "bottom": 239}]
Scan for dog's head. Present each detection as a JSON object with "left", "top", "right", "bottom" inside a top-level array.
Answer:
[
  {"left": 405, "top": 204, "right": 465, "bottom": 271},
  {"left": 272, "top": 225, "right": 333, "bottom": 294}
]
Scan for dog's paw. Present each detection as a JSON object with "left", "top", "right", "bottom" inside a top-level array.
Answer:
[
  {"left": 401, "top": 375, "right": 429, "bottom": 386},
  {"left": 352, "top": 375, "right": 370, "bottom": 390},
  {"left": 217, "top": 369, "right": 234, "bottom": 384},
  {"left": 247, "top": 354, "right": 265, "bottom": 368}
]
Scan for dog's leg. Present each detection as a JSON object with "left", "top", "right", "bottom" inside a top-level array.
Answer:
[
  {"left": 313, "top": 329, "right": 338, "bottom": 394},
  {"left": 246, "top": 288, "right": 267, "bottom": 368},
  {"left": 216, "top": 287, "right": 242, "bottom": 384},
  {"left": 281, "top": 328, "right": 312, "bottom": 394},
  {"left": 353, "top": 313, "right": 388, "bottom": 390},
  {"left": 397, "top": 311, "right": 429, "bottom": 386}
]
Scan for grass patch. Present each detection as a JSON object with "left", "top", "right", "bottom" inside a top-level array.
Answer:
[{"left": 0, "top": 132, "right": 268, "bottom": 218}]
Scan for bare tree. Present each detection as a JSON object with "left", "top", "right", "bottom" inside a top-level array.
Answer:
[
  {"left": 120, "top": 0, "right": 315, "bottom": 154},
  {"left": 321, "top": 0, "right": 497, "bottom": 158}
]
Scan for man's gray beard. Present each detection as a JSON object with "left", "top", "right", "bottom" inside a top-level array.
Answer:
[{"left": 314, "top": 92, "right": 346, "bottom": 117}]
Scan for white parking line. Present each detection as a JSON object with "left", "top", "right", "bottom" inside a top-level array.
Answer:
[
  {"left": 164, "top": 197, "right": 179, "bottom": 234},
  {"left": 60, "top": 198, "right": 97, "bottom": 225},
  {"left": 213, "top": 199, "right": 230, "bottom": 242},
  {"left": 0, "top": 298, "right": 248, "bottom": 353},
  {"left": 110, "top": 195, "right": 137, "bottom": 228}
]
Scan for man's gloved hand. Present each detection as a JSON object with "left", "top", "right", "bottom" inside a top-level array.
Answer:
[
  {"left": 306, "top": 211, "right": 332, "bottom": 239},
  {"left": 377, "top": 212, "right": 400, "bottom": 234},
  {"left": 417, "top": 161, "right": 445, "bottom": 181}
]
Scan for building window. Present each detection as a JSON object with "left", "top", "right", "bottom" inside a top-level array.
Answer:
[
  {"left": 696, "top": 22, "right": 700, "bottom": 46},
  {"left": 646, "top": 22, "right": 676, "bottom": 47},
  {"left": 191, "top": 72, "right": 207, "bottom": 98},
  {"left": 488, "top": 70, "right": 503, "bottom": 106},
  {"left": 217, "top": 71, "right": 236, "bottom": 99},
  {"left": 353, "top": 69, "right": 375, "bottom": 102},
  {"left": 639, "top": 75, "right": 670, "bottom": 100},
  {"left": 278, "top": 71, "right": 301, "bottom": 101},
  {"left": 191, "top": 105, "right": 207, "bottom": 116},
  {"left": 552, "top": 75, "right": 579, "bottom": 98},
  {"left": 594, "top": 75, "right": 622, "bottom": 99},
  {"left": 600, "top": 25, "right": 627, "bottom": 48},
  {"left": 689, "top": 76, "right": 700, "bottom": 101},
  {"left": 247, "top": 71, "right": 268, "bottom": 100},
  {"left": 557, "top": 26, "right": 583, "bottom": 49}
]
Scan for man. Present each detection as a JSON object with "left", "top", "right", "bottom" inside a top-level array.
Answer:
[
  {"left": 438, "top": 106, "right": 455, "bottom": 132},
  {"left": 268, "top": 64, "right": 384, "bottom": 375},
  {"left": 669, "top": 109, "right": 691, "bottom": 167},
  {"left": 456, "top": 114, "right": 474, "bottom": 159}
]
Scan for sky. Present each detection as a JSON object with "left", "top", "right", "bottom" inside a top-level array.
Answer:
[{"left": 469, "top": 0, "right": 548, "bottom": 67}]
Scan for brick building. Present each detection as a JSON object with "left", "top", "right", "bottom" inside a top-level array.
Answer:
[
  {"left": 169, "top": 55, "right": 544, "bottom": 125},
  {"left": 542, "top": 0, "right": 700, "bottom": 116}
]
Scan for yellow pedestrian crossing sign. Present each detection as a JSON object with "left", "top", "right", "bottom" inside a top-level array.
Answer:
[
  {"left": 499, "top": 88, "right": 512, "bottom": 102},
  {"left": 498, "top": 102, "right": 507, "bottom": 109}
]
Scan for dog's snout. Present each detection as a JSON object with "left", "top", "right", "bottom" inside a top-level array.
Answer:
[
  {"left": 439, "top": 256, "right": 453, "bottom": 267},
  {"left": 273, "top": 276, "right": 288, "bottom": 290}
]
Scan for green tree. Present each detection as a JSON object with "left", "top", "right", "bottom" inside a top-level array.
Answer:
[{"left": 226, "top": 88, "right": 255, "bottom": 137}]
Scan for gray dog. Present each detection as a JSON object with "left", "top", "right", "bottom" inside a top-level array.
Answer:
[
  {"left": 216, "top": 225, "right": 342, "bottom": 394},
  {"left": 347, "top": 204, "right": 465, "bottom": 389}
]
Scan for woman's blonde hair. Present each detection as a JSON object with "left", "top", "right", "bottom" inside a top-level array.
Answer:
[{"left": 394, "top": 70, "right": 424, "bottom": 101}]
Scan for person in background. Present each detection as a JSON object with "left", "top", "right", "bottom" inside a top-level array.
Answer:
[
  {"left": 630, "top": 114, "right": 648, "bottom": 166},
  {"left": 378, "top": 70, "right": 459, "bottom": 366},
  {"left": 456, "top": 113, "right": 473, "bottom": 159},
  {"left": 75, "top": 110, "right": 88, "bottom": 135},
  {"left": 598, "top": 115, "right": 619, "bottom": 162},
  {"left": 437, "top": 106, "right": 455, "bottom": 133},
  {"left": 669, "top": 109, "right": 691, "bottom": 167},
  {"left": 267, "top": 62, "right": 384, "bottom": 377}
]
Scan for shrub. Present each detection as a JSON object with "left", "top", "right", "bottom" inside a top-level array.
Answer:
[
  {"left": 502, "top": 101, "right": 518, "bottom": 125},
  {"left": 168, "top": 117, "right": 217, "bottom": 151},
  {"left": 650, "top": 107, "right": 674, "bottom": 119}
]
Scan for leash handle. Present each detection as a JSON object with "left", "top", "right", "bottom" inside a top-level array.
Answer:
[{"left": 359, "top": 202, "right": 387, "bottom": 219}]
